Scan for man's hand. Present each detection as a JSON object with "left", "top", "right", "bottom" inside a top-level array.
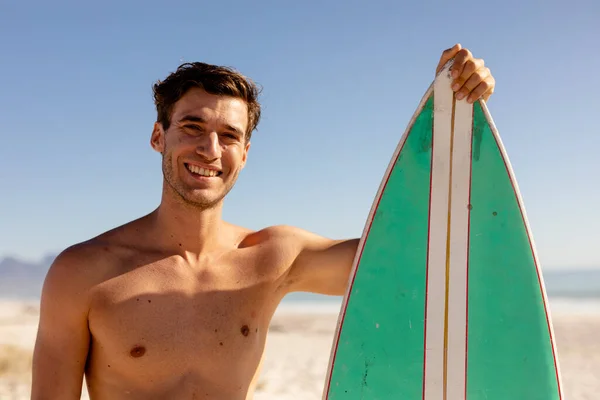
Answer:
[{"left": 436, "top": 43, "right": 495, "bottom": 104}]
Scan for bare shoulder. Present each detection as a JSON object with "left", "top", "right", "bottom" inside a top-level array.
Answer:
[
  {"left": 47, "top": 241, "right": 106, "bottom": 282},
  {"left": 233, "top": 225, "right": 329, "bottom": 277},
  {"left": 43, "top": 239, "right": 116, "bottom": 307},
  {"left": 246, "top": 225, "right": 360, "bottom": 296},
  {"left": 43, "top": 217, "right": 149, "bottom": 302},
  {"left": 240, "top": 224, "right": 330, "bottom": 247}
]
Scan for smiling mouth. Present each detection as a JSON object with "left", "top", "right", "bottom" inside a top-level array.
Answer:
[{"left": 185, "top": 163, "right": 222, "bottom": 177}]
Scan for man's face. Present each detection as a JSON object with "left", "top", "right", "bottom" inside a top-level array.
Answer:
[{"left": 151, "top": 87, "right": 250, "bottom": 209}]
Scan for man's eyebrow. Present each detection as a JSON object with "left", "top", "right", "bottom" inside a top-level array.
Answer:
[
  {"left": 179, "top": 115, "right": 206, "bottom": 124},
  {"left": 222, "top": 123, "right": 244, "bottom": 136},
  {"left": 179, "top": 115, "right": 244, "bottom": 136}
]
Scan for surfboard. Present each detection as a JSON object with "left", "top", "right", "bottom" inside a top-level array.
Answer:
[{"left": 322, "top": 60, "right": 563, "bottom": 399}]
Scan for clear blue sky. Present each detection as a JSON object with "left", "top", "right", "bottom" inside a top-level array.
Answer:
[{"left": 1, "top": 0, "right": 598, "bottom": 269}]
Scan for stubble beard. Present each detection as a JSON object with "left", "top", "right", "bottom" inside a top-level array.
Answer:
[{"left": 161, "top": 150, "right": 238, "bottom": 211}]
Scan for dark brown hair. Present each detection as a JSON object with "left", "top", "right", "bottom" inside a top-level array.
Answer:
[{"left": 152, "top": 62, "right": 262, "bottom": 140}]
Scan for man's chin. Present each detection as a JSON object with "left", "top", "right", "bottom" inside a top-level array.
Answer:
[
  {"left": 177, "top": 189, "right": 226, "bottom": 210},
  {"left": 165, "top": 176, "right": 233, "bottom": 209},
  {"left": 179, "top": 194, "right": 219, "bottom": 208}
]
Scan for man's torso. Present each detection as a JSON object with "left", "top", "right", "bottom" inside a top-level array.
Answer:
[{"left": 82, "top": 220, "right": 297, "bottom": 399}]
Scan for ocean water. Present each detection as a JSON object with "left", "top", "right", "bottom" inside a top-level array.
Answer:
[
  {"left": 547, "top": 297, "right": 600, "bottom": 315},
  {"left": 278, "top": 292, "right": 600, "bottom": 316}
]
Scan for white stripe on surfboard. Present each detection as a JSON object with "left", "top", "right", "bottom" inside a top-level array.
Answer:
[
  {"left": 423, "top": 64, "right": 454, "bottom": 399},
  {"left": 445, "top": 94, "right": 473, "bottom": 400},
  {"left": 424, "top": 60, "right": 472, "bottom": 400}
]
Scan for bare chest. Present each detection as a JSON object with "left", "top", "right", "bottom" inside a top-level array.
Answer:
[{"left": 86, "top": 259, "right": 284, "bottom": 388}]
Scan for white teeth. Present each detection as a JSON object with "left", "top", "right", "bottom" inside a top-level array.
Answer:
[{"left": 187, "top": 164, "right": 218, "bottom": 177}]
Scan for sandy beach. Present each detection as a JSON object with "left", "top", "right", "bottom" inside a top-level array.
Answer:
[{"left": 1, "top": 299, "right": 598, "bottom": 399}]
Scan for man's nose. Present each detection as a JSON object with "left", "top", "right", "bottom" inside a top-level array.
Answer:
[{"left": 196, "top": 131, "right": 222, "bottom": 160}]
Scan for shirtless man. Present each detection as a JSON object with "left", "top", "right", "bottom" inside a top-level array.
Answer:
[{"left": 31, "top": 44, "right": 495, "bottom": 399}]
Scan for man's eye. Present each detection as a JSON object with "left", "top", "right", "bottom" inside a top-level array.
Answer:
[{"left": 183, "top": 125, "right": 204, "bottom": 135}]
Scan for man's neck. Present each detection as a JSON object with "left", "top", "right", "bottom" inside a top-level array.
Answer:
[{"left": 150, "top": 192, "right": 227, "bottom": 261}]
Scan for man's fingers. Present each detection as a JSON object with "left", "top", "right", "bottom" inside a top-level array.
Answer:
[
  {"left": 455, "top": 65, "right": 488, "bottom": 98},
  {"left": 466, "top": 76, "right": 495, "bottom": 103},
  {"left": 452, "top": 58, "right": 484, "bottom": 90},
  {"left": 450, "top": 48, "right": 474, "bottom": 79},
  {"left": 436, "top": 43, "right": 462, "bottom": 74},
  {"left": 467, "top": 76, "right": 494, "bottom": 103},
  {"left": 436, "top": 45, "right": 495, "bottom": 103},
  {"left": 482, "top": 87, "right": 494, "bottom": 102}
]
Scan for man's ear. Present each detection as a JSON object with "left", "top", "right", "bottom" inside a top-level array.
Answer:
[
  {"left": 150, "top": 122, "right": 165, "bottom": 153},
  {"left": 240, "top": 141, "right": 251, "bottom": 169}
]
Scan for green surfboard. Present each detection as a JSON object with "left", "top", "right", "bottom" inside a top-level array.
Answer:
[{"left": 322, "top": 61, "right": 563, "bottom": 399}]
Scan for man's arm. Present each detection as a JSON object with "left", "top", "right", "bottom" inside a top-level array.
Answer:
[
  {"left": 281, "top": 226, "right": 360, "bottom": 296},
  {"left": 282, "top": 45, "right": 495, "bottom": 296},
  {"left": 31, "top": 246, "right": 92, "bottom": 399}
]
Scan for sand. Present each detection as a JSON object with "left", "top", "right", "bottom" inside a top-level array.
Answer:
[{"left": 1, "top": 299, "right": 598, "bottom": 399}]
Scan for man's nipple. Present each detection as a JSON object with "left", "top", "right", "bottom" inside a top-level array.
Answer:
[{"left": 130, "top": 345, "right": 146, "bottom": 358}]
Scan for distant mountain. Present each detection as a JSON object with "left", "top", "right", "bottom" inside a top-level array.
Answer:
[
  {"left": 0, "top": 254, "right": 599, "bottom": 299},
  {"left": 543, "top": 268, "right": 600, "bottom": 298},
  {"left": 0, "top": 254, "right": 56, "bottom": 298}
]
